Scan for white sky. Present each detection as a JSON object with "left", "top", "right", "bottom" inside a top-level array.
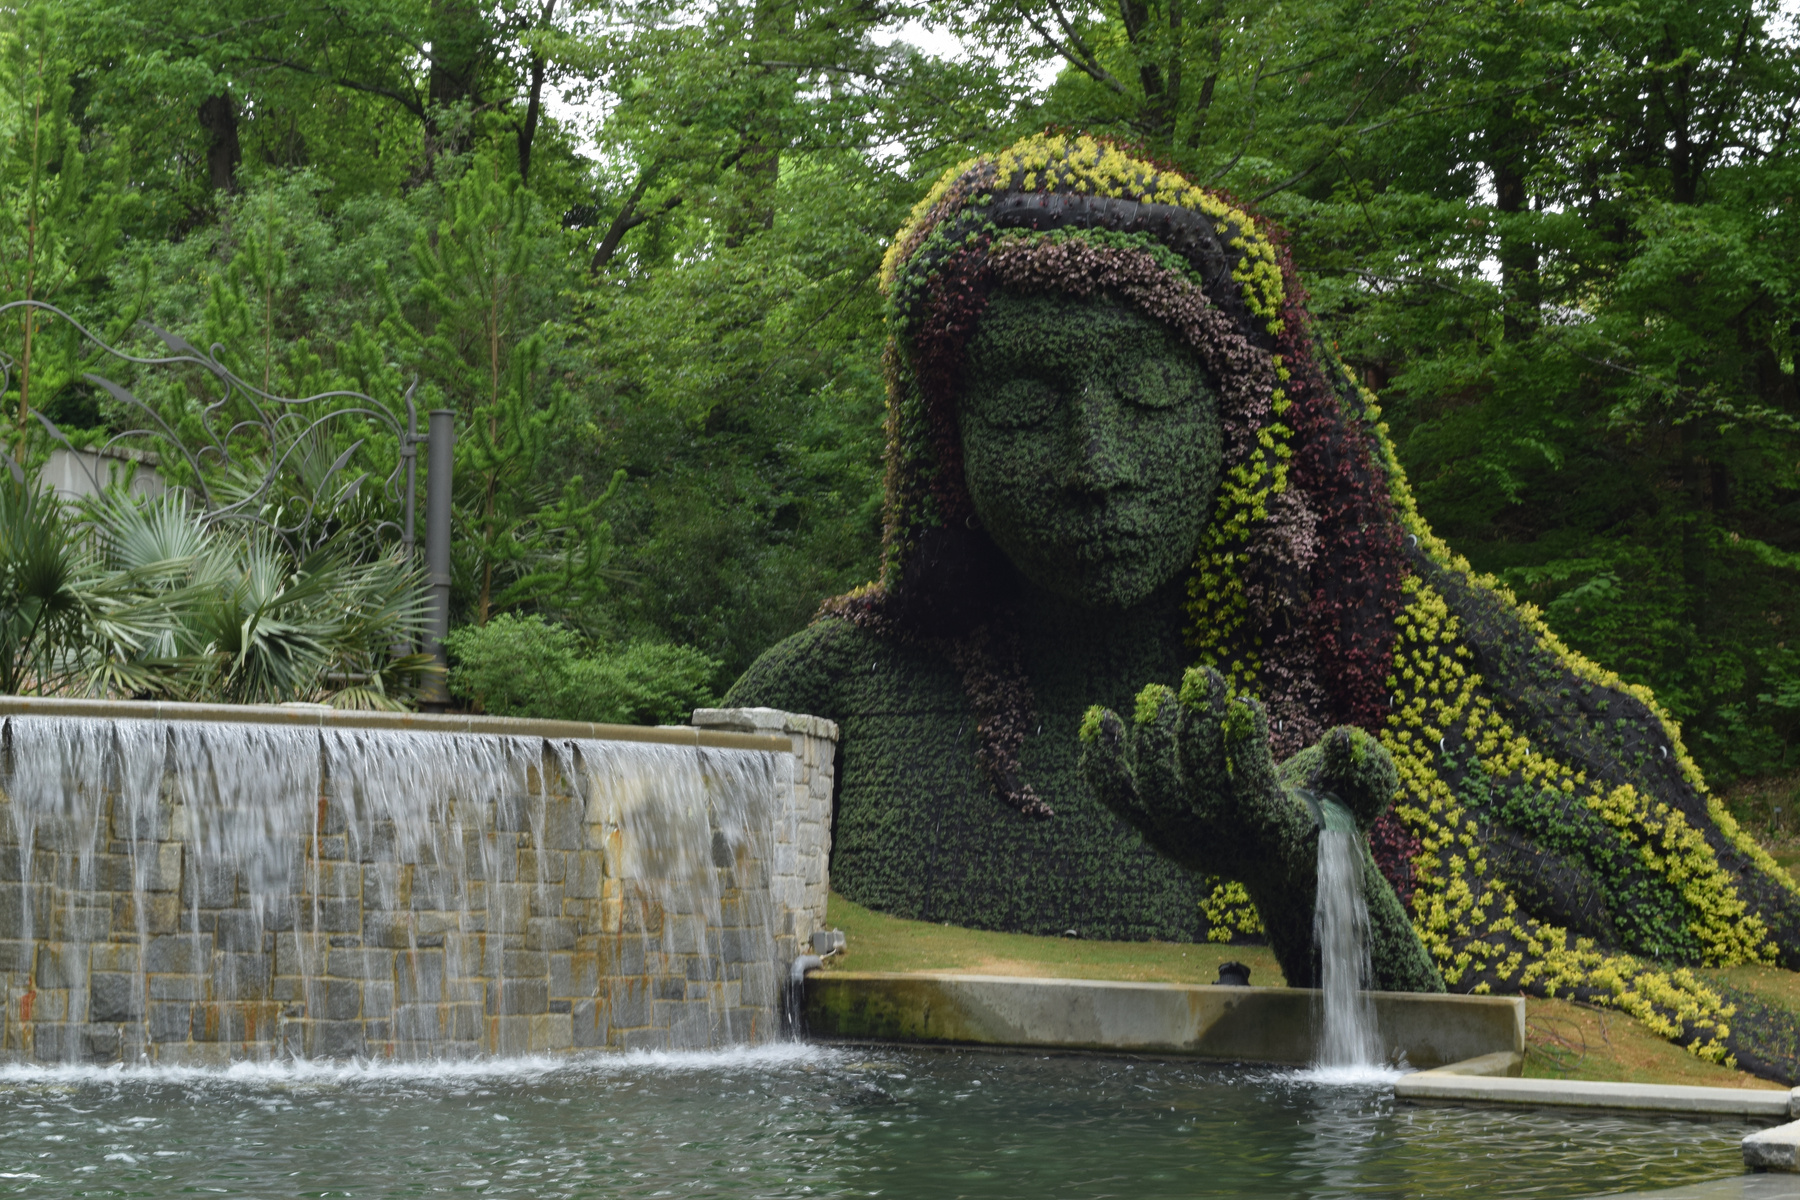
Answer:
[{"left": 544, "top": 14, "right": 1064, "bottom": 161}]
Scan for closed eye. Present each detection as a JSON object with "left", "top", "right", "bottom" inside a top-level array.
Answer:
[
  {"left": 973, "top": 377, "right": 1061, "bottom": 428},
  {"left": 1116, "top": 361, "right": 1202, "bottom": 411}
]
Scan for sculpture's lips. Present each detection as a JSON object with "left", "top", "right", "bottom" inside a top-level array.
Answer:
[
  {"left": 1069, "top": 537, "right": 1150, "bottom": 565},
  {"left": 1062, "top": 521, "right": 1157, "bottom": 563}
]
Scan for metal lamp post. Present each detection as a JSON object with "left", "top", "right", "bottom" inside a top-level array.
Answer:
[{"left": 419, "top": 409, "right": 455, "bottom": 709}]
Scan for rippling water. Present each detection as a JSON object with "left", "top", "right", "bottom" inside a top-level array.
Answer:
[{"left": 0, "top": 1046, "right": 1758, "bottom": 1198}]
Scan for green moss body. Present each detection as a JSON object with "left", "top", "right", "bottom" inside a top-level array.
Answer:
[{"left": 727, "top": 590, "right": 1216, "bottom": 940}]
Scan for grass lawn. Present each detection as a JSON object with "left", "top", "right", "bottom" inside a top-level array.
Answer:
[
  {"left": 1521, "top": 996, "right": 1782, "bottom": 1089},
  {"left": 822, "top": 892, "right": 1285, "bottom": 986},
  {"left": 820, "top": 892, "right": 1788, "bottom": 1089}
]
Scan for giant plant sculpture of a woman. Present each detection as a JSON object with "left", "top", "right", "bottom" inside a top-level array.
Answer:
[{"left": 728, "top": 135, "right": 1800, "bottom": 1072}]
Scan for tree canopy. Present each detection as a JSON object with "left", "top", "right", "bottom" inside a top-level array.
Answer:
[{"left": 3, "top": 0, "right": 1796, "bottom": 775}]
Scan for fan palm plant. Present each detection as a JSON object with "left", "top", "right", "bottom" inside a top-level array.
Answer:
[
  {"left": 175, "top": 536, "right": 433, "bottom": 708},
  {"left": 0, "top": 474, "right": 193, "bottom": 696},
  {"left": 0, "top": 477, "right": 434, "bottom": 707}
]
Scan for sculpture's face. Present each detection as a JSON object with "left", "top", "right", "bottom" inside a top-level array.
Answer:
[{"left": 958, "top": 289, "right": 1223, "bottom": 609}]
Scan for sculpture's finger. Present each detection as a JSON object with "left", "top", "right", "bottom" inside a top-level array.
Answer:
[
  {"left": 1178, "top": 663, "right": 1229, "bottom": 713},
  {"left": 1318, "top": 726, "right": 1400, "bottom": 830},
  {"left": 1131, "top": 684, "right": 1185, "bottom": 838},
  {"left": 1176, "top": 665, "right": 1231, "bottom": 804},
  {"left": 1221, "top": 694, "right": 1282, "bottom": 802},
  {"left": 1079, "top": 706, "right": 1151, "bottom": 830}
]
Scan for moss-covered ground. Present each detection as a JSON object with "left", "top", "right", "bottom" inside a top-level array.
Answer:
[{"left": 820, "top": 891, "right": 1790, "bottom": 1089}]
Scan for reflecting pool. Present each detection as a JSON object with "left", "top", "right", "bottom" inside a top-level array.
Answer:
[{"left": 0, "top": 1046, "right": 1759, "bottom": 1198}]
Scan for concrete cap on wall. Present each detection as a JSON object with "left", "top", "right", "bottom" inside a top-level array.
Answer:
[
  {"left": 0, "top": 695, "right": 789, "bottom": 754},
  {"left": 692, "top": 707, "right": 840, "bottom": 743}
]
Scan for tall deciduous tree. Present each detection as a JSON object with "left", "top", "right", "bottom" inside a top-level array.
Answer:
[
  {"left": 385, "top": 156, "right": 619, "bottom": 625},
  {"left": 0, "top": 1, "right": 131, "bottom": 455}
]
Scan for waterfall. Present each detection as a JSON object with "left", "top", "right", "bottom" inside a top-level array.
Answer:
[
  {"left": 1311, "top": 798, "right": 1382, "bottom": 1071},
  {"left": 0, "top": 714, "right": 791, "bottom": 1064}
]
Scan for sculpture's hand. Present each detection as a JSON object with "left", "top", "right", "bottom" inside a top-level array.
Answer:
[
  {"left": 1080, "top": 665, "right": 1444, "bottom": 993},
  {"left": 1285, "top": 725, "right": 1402, "bottom": 831},
  {"left": 1078, "top": 665, "right": 1309, "bottom": 878}
]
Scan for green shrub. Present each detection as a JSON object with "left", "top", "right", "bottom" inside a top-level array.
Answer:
[{"left": 445, "top": 613, "right": 719, "bottom": 726}]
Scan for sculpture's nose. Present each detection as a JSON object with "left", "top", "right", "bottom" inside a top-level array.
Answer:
[{"left": 1067, "top": 378, "right": 1132, "bottom": 496}]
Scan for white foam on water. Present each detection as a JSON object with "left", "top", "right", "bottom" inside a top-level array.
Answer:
[
  {"left": 0, "top": 1042, "right": 842, "bottom": 1090},
  {"left": 1290, "top": 1062, "right": 1407, "bottom": 1087}
]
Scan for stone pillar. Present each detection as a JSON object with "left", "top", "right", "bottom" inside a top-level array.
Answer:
[{"left": 690, "top": 708, "right": 837, "bottom": 967}]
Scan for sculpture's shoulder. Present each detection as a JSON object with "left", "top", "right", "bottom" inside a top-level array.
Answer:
[{"left": 723, "top": 616, "right": 877, "bottom": 720}]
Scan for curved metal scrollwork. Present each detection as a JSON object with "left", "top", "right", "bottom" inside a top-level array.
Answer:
[{"left": 0, "top": 299, "right": 422, "bottom": 554}]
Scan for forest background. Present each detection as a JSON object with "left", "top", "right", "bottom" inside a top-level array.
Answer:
[{"left": 4, "top": 0, "right": 1799, "bottom": 785}]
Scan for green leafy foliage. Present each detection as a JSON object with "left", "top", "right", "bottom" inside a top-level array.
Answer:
[
  {"left": 0, "top": 1, "right": 134, "bottom": 447},
  {"left": 17, "top": 0, "right": 1798, "bottom": 777},
  {"left": 445, "top": 612, "right": 718, "bottom": 726}
]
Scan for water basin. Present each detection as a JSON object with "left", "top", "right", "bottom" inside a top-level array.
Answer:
[{"left": 0, "top": 1046, "right": 1760, "bottom": 1198}]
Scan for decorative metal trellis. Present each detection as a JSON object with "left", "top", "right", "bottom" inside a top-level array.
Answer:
[
  {"left": 0, "top": 300, "right": 421, "bottom": 549},
  {"left": 0, "top": 300, "right": 455, "bottom": 701}
]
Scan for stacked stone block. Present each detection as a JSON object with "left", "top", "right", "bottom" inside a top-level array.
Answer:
[{"left": 692, "top": 708, "right": 838, "bottom": 969}]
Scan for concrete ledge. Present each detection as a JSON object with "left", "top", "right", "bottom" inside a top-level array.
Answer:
[
  {"left": 1395, "top": 1071, "right": 1796, "bottom": 1117},
  {"left": 0, "top": 695, "right": 788, "bottom": 753},
  {"left": 1598, "top": 1176, "right": 1800, "bottom": 1199},
  {"left": 804, "top": 972, "right": 1523, "bottom": 1068},
  {"left": 1425, "top": 1050, "right": 1524, "bottom": 1077},
  {"left": 1746, "top": 1120, "right": 1800, "bottom": 1171}
]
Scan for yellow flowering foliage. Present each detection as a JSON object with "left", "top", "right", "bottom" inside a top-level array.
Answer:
[
  {"left": 882, "top": 134, "right": 1286, "bottom": 334},
  {"left": 1353, "top": 365, "right": 1794, "bottom": 899},
  {"left": 1184, "top": 409, "right": 1292, "bottom": 694},
  {"left": 1381, "top": 564, "right": 1765, "bottom": 1061},
  {"left": 1201, "top": 878, "right": 1266, "bottom": 943}
]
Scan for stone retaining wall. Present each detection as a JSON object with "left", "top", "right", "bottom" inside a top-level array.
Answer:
[
  {"left": 692, "top": 707, "right": 837, "bottom": 967},
  {"left": 0, "top": 701, "right": 838, "bottom": 1064}
]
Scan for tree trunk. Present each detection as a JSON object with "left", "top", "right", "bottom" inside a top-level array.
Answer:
[
  {"left": 517, "top": 0, "right": 557, "bottom": 184},
  {"left": 198, "top": 93, "right": 241, "bottom": 193},
  {"left": 1491, "top": 156, "right": 1538, "bottom": 344},
  {"left": 426, "top": 0, "right": 486, "bottom": 165},
  {"left": 725, "top": 0, "right": 792, "bottom": 247}
]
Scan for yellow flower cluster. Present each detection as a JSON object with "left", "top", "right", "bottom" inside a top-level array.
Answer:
[
  {"left": 1358, "top": 363, "right": 1794, "bottom": 913},
  {"left": 1184, "top": 411, "right": 1293, "bottom": 692},
  {"left": 1200, "top": 878, "right": 1266, "bottom": 943},
  {"left": 993, "top": 133, "right": 1231, "bottom": 218},
  {"left": 881, "top": 134, "right": 1287, "bottom": 334},
  {"left": 1489, "top": 581, "right": 1791, "bottom": 898},
  {"left": 879, "top": 154, "right": 982, "bottom": 291}
]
